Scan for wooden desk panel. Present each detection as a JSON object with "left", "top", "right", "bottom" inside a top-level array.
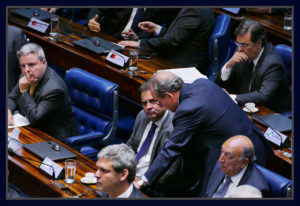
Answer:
[{"left": 8, "top": 126, "right": 98, "bottom": 198}]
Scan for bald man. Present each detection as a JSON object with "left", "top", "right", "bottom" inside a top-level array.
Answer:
[
  {"left": 139, "top": 71, "right": 272, "bottom": 197},
  {"left": 203, "top": 135, "right": 270, "bottom": 198}
]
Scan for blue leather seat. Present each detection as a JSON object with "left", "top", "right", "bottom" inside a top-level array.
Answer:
[
  {"left": 207, "top": 14, "right": 231, "bottom": 81},
  {"left": 274, "top": 44, "right": 292, "bottom": 119},
  {"left": 64, "top": 68, "right": 118, "bottom": 159},
  {"left": 256, "top": 164, "right": 292, "bottom": 197}
]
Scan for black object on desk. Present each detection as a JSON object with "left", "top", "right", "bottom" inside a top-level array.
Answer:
[
  {"left": 253, "top": 113, "right": 292, "bottom": 133},
  {"left": 11, "top": 8, "right": 55, "bottom": 21}
]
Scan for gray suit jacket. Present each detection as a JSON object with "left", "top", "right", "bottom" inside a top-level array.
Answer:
[
  {"left": 97, "top": 185, "right": 145, "bottom": 198},
  {"left": 127, "top": 110, "right": 182, "bottom": 185},
  {"left": 8, "top": 67, "right": 79, "bottom": 142},
  {"left": 8, "top": 26, "right": 27, "bottom": 93},
  {"left": 203, "top": 162, "right": 270, "bottom": 197}
]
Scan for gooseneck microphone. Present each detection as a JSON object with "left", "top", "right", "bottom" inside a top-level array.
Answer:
[
  {"left": 244, "top": 104, "right": 284, "bottom": 150},
  {"left": 8, "top": 147, "right": 56, "bottom": 181}
]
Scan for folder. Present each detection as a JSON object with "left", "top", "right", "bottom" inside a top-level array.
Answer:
[{"left": 253, "top": 113, "right": 292, "bottom": 133}]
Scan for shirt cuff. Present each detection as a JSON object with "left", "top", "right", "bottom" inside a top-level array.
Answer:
[
  {"left": 221, "top": 64, "right": 232, "bottom": 81},
  {"left": 141, "top": 175, "right": 149, "bottom": 183},
  {"left": 229, "top": 94, "right": 237, "bottom": 104},
  {"left": 154, "top": 25, "right": 162, "bottom": 37}
]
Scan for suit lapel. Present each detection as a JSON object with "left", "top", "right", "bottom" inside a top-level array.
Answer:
[{"left": 206, "top": 162, "right": 225, "bottom": 197}]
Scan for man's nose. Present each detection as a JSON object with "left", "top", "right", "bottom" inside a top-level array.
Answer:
[{"left": 218, "top": 153, "right": 224, "bottom": 163}]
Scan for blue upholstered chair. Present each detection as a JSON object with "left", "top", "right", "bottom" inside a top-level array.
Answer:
[
  {"left": 274, "top": 44, "right": 292, "bottom": 119},
  {"left": 64, "top": 68, "right": 118, "bottom": 160},
  {"left": 256, "top": 164, "right": 292, "bottom": 197},
  {"left": 207, "top": 14, "right": 231, "bottom": 81}
]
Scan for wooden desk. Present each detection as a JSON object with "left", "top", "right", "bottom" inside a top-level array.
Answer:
[
  {"left": 8, "top": 126, "right": 99, "bottom": 198},
  {"left": 8, "top": 9, "right": 178, "bottom": 103},
  {"left": 213, "top": 8, "right": 292, "bottom": 46},
  {"left": 247, "top": 106, "right": 292, "bottom": 179}
]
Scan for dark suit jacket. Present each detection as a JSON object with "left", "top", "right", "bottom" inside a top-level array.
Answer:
[
  {"left": 203, "top": 162, "right": 270, "bottom": 197},
  {"left": 88, "top": 8, "right": 177, "bottom": 40},
  {"left": 140, "top": 8, "right": 215, "bottom": 74},
  {"left": 144, "top": 79, "right": 273, "bottom": 197},
  {"left": 126, "top": 110, "right": 182, "bottom": 187},
  {"left": 8, "top": 26, "right": 27, "bottom": 93},
  {"left": 98, "top": 185, "right": 145, "bottom": 198},
  {"left": 8, "top": 67, "right": 79, "bottom": 142},
  {"left": 215, "top": 42, "right": 291, "bottom": 113}
]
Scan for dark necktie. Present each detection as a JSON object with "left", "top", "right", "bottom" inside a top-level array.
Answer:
[
  {"left": 213, "top": 176, "right": 232, "bottom": 198},
  {"left": 248, "top": 61, "right": 254, "bottom": 92},
  {"left": 241, "top": 61, "right": 254, "bottom": 93},
  {"left": 131, "top": 8, "right": 144, "bottom": 31},
  {"left": 136, "top": 123, "right": 157, "bottom": 162}
]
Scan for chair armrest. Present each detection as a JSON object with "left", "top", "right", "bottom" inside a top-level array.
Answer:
[{"left": 66, "top": 132, "right": 105, "bottom": 146}]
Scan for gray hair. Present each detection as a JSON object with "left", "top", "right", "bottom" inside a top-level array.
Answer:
[
  {"left": 150, "top": 72, "right": 184, "bottom": 98},
  {"left": 17, "top": 43, "right": 46, "bottom": 62},
  {"left": 240, "top": 145, "right": 256, "bottom": 163},
  {"left": 234, "top": 20, "right": 267, "bottom": 46},
  {"left": 97, "top": 144, "right": 136, "bottom": 183},
  {"left": 139, "top": 80, "right": 150, "bottom": 93}
]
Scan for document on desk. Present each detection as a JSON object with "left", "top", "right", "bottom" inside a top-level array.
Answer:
[
  {"left": 8, "top": 113, "right": 30, "bottom": 128},
  {"left": 157, "top": 67, "right": 207, "bottom": 83}
]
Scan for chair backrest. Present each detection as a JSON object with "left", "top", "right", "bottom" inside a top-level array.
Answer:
[
  {"left": 207, "top": 14, "right": 231, "bottom": 81},
  {"left": 274, "top": 44, "right": 292, "bottom": 85},
  {"left": 65, "top": 68, "right": 119, "bottom": 145},
  {"left": 256, "top": 164, "right": 292, "bottom": 197}
]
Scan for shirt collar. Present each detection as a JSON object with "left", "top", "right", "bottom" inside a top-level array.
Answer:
[
  {"left": 153, "top": 110, "right": 169, "bottom": 128},
  {"left": 116, "top": 184, "right": 133, "bottom": 198},
  {"left": 252, "top": 47, "right": 264, "bottom": 66},
  {"left": 229, "top": 165, "right": 248, "bottom": 187}
]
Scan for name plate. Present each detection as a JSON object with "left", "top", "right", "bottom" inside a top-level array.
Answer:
[
  {"left": 264, "top": 127, "right": 287, "bottom": 146},
  {"left": 39, "top": 157, "right": 64, "bottom": 179},
  {"left": 106, "top": 50, "right": 129, "bottom": 68},
  {"left": 27, "top": 17, "right": 49, "bottom": 34}
]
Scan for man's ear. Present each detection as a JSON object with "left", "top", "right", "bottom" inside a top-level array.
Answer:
[
  {"left": 119, "top": 169, "right": 129, "bottom": 182},
  {"left": 241, "top": 158, "right": 249, "bottom": 169}
]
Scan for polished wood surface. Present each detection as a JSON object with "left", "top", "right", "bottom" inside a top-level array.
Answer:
[
  {"left": 8, "top": 126, "right": 99, "bottom": 198},
  {"left": 213, "top": 8, "right": 292, "bottom": 46},
  {"left": 8, "top": 9, "right": 178, "bottom": 103}
]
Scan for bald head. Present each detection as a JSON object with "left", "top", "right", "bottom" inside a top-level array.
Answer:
[{"left": 219, "top": 135, "right": 256, "bottom": 177}]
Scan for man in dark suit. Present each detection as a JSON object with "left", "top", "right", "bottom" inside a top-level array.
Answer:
[
  {"left": 8, "top": 26, "right": 27, "bottom": 93},
  {"left": 203, "top": 135, "right": 269, "bottom": 198},
  {"left": 88, "top": 8, "right": 177, "bottom": 40},
  {"left": 215, "top": 20, "right": 291, "bottom": 113},
  {"left": 95, "top": 144, "right": 145, "bottom": 198},
  {"left": 119, "top": 8, "right": 215, "bottom": 74},
  {"left": 138, "top": 71, "right": 272, "bottom": 197},
  {"left": 8, "top": 43, "right": 78, "bottom": 142}
]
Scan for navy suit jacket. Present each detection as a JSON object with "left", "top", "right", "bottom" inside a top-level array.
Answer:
[
  {"left": 203, "top": 162, "right": 270, "bottom": 197},
  {"left": 215, "top": 42, "right": 291, "bottom": 113},
  {"left": 144, "top": 78, "right": 273, "bottom": 197},
  {"left": 8, "top": 67, "right": 79, "bottom": 142}
]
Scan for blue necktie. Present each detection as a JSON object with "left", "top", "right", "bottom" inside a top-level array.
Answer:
[
  {"left": 131, "top": 8, "right": 144, "bottom": 31},
  {"left": 213, "top": 176, "right": 232, "bottom": 198},
  {"left": 136, "top": 123, "right": 157, "bottom": 162}
]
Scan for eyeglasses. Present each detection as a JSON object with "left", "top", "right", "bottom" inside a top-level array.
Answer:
[{"left": 234, "top": 41, "right": 251, "bottom": 48}]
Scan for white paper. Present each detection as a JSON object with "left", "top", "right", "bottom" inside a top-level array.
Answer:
[
  {"left": 157, "top": 67, "right": 207, "bottom": 83},
  {"left": 264, "top": 127, "right": 287, "bottom": 146},
  {"left": 8, "top": 113, "right": 30, "bottom": 128}
]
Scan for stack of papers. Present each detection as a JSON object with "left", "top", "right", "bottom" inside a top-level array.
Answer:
[
  {"left": 8, "top": 113, "right": 30, "bottom": 128},
  {"left": 157, "top": 67, "right": 207, "bottom": 83}
]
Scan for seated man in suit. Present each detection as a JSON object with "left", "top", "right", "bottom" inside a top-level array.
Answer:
[
  {"left": 215, "top": 20, "right": 291, "bottom": 113},
  {"left": 126, "top": 81, "right": 181, "bottom": 196},
  {"left": 118, "top": 8, "right": 215, "bottom": 74},
  {"left": 203, "top": 135, "right": 269, "bottom": 198},
  {"left": 138, "top": 71, "right": 272, "bottom": 197},
  {"left": 88, "top": 8, "right": 177, "bottom": 40},
  {"left": 95, "top": 144, "right": 145, "bottom": 198},
  {"left": 8, "top": 25, "right": 27, "bottom": 93},
  {"left": 8, "top": 43, "right": 79, "bottom": 142}
]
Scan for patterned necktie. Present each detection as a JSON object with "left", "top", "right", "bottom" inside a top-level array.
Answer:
[
  {"left": 136, "top": 123, "right": 157, "bottom": 162},
  {"left": 213, "top": 176, "right": 232, "bottom": 198},
  {"left": 131, "top": 8, "right": 144, "bottom": 31},
  {"left": 30, "top": 85, "right": 36, "bottom": 96}
]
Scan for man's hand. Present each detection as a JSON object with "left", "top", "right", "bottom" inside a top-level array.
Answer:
[
  {"left": 40, "top": 8, "right": 57, "bottom": 13},
  {"left": 8, "top": 109, "right": 14, "bottom": 126},
  {"left": 19, "top": 76, "right": 31, "bottom": 93},
  {"left": 225, "top": 52, "right": 248, "bottom": 69},
  {"left": 88, "top": 14, "right": 101, "bottom": 32},
  {"left": 118, "top": 40, "right": 139, "bottom": 48},
  {"left": 121, "top": 29, "right": 139, "bottom": 40},
  {"left": 138, "top": 21, "right": 158, "bottom": 33}
]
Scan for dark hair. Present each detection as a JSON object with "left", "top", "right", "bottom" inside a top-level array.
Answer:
[
  {"left": 234, "top": 20, "right": 267, "bottom": 46},
  {"left": 139, "top": 80, "right": 150, "bottom": 94}
]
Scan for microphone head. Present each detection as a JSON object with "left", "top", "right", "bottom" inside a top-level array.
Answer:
[{"left": 93, "top": 40, "right": 101, "bottom": 46}]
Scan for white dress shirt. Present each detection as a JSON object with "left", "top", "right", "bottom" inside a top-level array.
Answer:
[
  {"left": 136, "top": 110, "right": 169, "bottom": 178},
  {"left": 123, "top": 8, "right": 146, "bottom": 32},
  {"left": 116, "top": 184, "right": 133, "bottom": 198}
]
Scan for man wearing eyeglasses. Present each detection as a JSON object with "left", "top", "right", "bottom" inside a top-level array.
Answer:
[
  {"left": 126, "top": 81, "right": 181, "bottom": 196},
  {"left": 215, "top": 20, "right": 291, "bottom": 113}
]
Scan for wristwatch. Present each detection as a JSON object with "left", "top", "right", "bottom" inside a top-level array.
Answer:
[
  {"left": 137, "top": 179, "right": 145, "bottom": 187},
  {"left": 21, "top": 90, "right": 28, "bottom": 95}
]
